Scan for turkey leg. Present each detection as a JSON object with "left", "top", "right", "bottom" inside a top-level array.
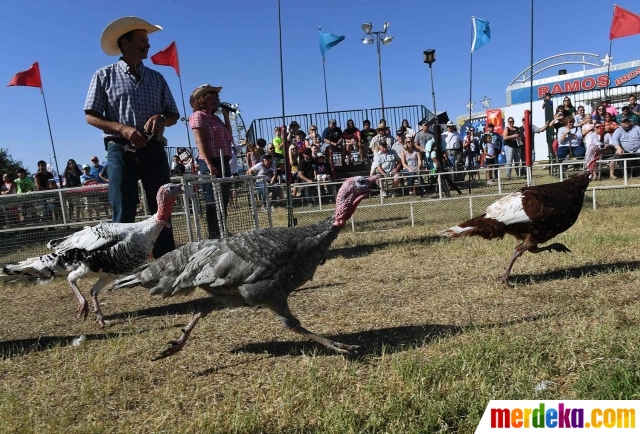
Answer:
[
  {"left": 276, "top": 304, "right": 359, "bottom": 354},
  {"left": 152, "top": 307, "right": 213, "bottom": 361},
  {"left": 89, "top": 276, "right": 112, "bottom": 327},
  {"left": 503, "top": 244, "right": 527, "bottom": 287},
  {"left": 67, "top": 271, "right": 89, "bottom": 321}
]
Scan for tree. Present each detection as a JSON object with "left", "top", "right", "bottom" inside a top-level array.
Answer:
[{"left": 0, "top": 148, "right": 27, "bottom": 176}]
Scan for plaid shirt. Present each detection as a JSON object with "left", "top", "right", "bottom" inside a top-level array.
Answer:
[
  {"left": 84, "top": 59, "right": 179, "bottom": 145},
  {"left": 189, "top": 110, "right": 232, "bottom": 158}
]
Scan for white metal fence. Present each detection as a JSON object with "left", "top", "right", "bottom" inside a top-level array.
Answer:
[{"left": 1, "top": 158, "right": 639, "bottom": 264}]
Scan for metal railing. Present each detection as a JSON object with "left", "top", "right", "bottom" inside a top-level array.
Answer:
[{"left": 245, "top": 105, "right": 433, "bottom": 146}]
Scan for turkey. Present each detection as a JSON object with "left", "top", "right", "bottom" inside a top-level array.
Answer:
[
  {"left": 111, "top": 175, "right": 378, "bottom": 360},
  {"left": 438, "top": 144, "right": 607, "bottom": 286},
  {"left": 2, "top": 183, "right": 183, "bottom": 325}
]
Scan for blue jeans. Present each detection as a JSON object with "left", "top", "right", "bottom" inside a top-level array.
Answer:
[
  {"left": 401, "top": 169, "right": 425, "bottom": 194},
  {"left": 504, "top": 145, "right": 523, "bottom": 177},
  {"left": 557, "top": 145, "right": 585, "bottom": 160},
  {"left": 106, "top": 140, "right": 174, "bottom": 259}
]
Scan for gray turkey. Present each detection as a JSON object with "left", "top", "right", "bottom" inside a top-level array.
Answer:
[
  {"left": 438, "top": 144, "right": 607, "bottom": 286},
  {"left": 111, "top": 175, "right": 378, "bottom": 360},
  {"left": 2, "top": 183, "right": 182, "bottom": 325}
]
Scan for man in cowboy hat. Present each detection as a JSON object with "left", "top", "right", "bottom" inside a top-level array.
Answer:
[
  {"left": 84, "top": 16, "right": 180, "bottom": 258},
  {"left": 368, "top": 121, "right": 393, "bottom": 157}
]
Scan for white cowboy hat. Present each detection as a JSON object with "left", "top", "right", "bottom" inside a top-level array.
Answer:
[
  {"left": 101, "top": 16, "right": 163, "bottom": 56},
  {"left": 189, "top": 84, "right": 223, "bottom": 108}
]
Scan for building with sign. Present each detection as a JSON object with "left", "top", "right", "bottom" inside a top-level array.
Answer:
[{"left": 458, "top": 52, "right": 640, "bottom": 161}]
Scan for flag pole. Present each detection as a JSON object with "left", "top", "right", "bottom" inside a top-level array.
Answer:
[
  {"left": 606, "top": 39, "right": 613, "bottom": 98},
  {"left": 39, "top": 86, "right": 61, "bottom": 185},
  {"left": 278, "top": 0, "right": 294, "bottom": 228},
  {"left": 176, "top": 75, "right": 192, "bottom": 149},
  {"left": 469, "top": 18, "right": 474, "bottom": 127},
  {"left": 322, "top": 57, "right": 329, "bottom": 113}
]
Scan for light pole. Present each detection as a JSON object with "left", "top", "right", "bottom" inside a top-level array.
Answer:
[
  {"left": 423, "top": 49, "right": 441, "bottom": 164},
  {"left": 361, "top": 22, "right": 393, "bottom": 113}
]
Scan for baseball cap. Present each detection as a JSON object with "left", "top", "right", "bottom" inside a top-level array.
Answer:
[
  {"left": 82, "top": 164, "right": 90, "bottom": 169},
  {"left": 303, "top": 148, "right": 313, "bottom": 155},
  {"left": 329, "top": 118, "right": 336, "bottom": 124},
  {"left": 620, "top": 117, "right": 631, "bottom": 123},
  {"left": 316, "top": 152, "right": 325, "bottom": 158}
]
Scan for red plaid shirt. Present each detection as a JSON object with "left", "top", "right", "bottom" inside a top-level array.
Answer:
[{"left": 189, "top": 110, "right": 232, "bottom": 157}]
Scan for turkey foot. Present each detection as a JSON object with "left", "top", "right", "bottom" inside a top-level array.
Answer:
[
  {"left": 325, "top": 340, "right": 360, "bottom": 354},
  {"left": 287, "top": 323, "right": 359, "bottom": 354},
  {"left": 91, "top": 294, "right": 109, "bottom": 327},
  {"left": 152, "top": 312, "right": 203, "bottom": 361},
  {"left": 77, "top": 300, "right": 89, "bottom": 321},
  {"left": 530, "top": 243, "right": 572, "bottom": 254}
]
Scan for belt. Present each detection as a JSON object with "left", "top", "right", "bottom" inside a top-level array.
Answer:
[
  {"left": 105, "top": 137, "right": 130, "bottom": 146},
  {"left": 105, "top": 136, "right": 163, "bottom": 153}
]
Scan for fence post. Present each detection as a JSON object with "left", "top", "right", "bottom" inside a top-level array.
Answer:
[
  {"left": 181, "top": 178, "right": 195, "bottom": 242},
  {"left": 58, "top": 188, "right": 67, "bottom": 224},
  {"left": 247, "top": 177, "right": 260, "bottom": 229}
]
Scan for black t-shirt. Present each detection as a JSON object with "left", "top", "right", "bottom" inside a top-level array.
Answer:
[
  {"left": 361, "top": 128, "right": 377, "bottom": 147},
  {"left": 297, "top": 157, "right": 315, "bottom": 180},
  {"left": 322, "top": 127, "right": 343, "bottom": 143},
  {"left": 64, "top": 169, "right": 82, "bottom": 187},
  {"left": 35, "top": 171, "right": 54, "bottom": 190}
]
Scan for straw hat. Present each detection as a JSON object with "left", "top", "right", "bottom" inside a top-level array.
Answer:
[
  {"left": 189, "top": 84, "right": 223, "bottom": 108},
  {"left": 101, "top": 17, "right": 163, "bottom": 56}
]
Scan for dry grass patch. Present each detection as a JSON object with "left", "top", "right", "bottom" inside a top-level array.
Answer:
[{"left": 1, "top": 206, "right": 640, "bottom": 433}]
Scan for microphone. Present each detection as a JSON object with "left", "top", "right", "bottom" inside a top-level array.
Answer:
[{"left": 219, "top": 102, "right": 237, "bottom": 113}]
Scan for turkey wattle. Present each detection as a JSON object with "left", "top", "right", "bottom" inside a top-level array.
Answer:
[
  {"left": 438, "top": 145, "right": 607, "bottom": 286},
  {"left": 2, "top": 183, "right": 183, "bottom": 325},
  {"left": 111, "top": 176, "right": 378, "bottom": 360}
]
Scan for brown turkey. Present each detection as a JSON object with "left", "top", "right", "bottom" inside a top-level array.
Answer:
[
  {"left": 110, "top": 176, "right": 378, "bottom": 360},
  {"left": 438, "top": 144, "right": 607, "bottom": 286}
]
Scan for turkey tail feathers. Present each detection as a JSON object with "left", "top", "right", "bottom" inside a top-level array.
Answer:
[
  {"left": 438, "top": 216, "right": 507, "bottom": 240},
  {"left": 110, "top": 273, "right": 143, "bottom": 290}
]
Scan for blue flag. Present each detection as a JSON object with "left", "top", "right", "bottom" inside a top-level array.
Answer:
[
  {"left": 471, "top": 17, "right": 491, "bottom": 52},
  {"left": 319, "top": 27, "right": 345, "bottom": 59}
]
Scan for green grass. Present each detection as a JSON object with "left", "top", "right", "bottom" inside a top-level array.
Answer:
[{"left": 1, "top": 199, "right": 640, "bottom": 432}]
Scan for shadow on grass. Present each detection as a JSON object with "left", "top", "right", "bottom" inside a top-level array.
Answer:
[
  {"left": 510, "top": 260, "right": 640, "bottom": 286},
  {"left": 329, "top": 234, "right": 442, "bottom": 260},
  {"left": 104, "top": 297, "right": 221, "bottom": 323},
  {"left": 231, "top": 313, "right": 550, "bottom": 359},
  {"left": 0, "top": 329, "right": 149, "bottom": 359}
]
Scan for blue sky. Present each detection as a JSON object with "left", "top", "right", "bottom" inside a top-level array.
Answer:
[{"left": 1, "top": 0, "right": 639, "bottom": 173}]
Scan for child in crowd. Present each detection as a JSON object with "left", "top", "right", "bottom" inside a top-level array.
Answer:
[
  {"left": 482, "top": 133, "right": 497, "bottom": 184},
  {"left": 272, "top": 126, "right": 285, "bottom": 157},
  {"left": 313, "top": 152, "right": 333, "bottom": 195}
]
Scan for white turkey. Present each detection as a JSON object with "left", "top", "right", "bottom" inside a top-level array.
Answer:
[
  {"left": 2, "top": 183, "right": 183, "bottom": 325},
  {"left": 438, "top": 144, "right": 607, "bottom": 286},
  {"left": 111, "top": 175, "right": 378, "bottom": 360}
]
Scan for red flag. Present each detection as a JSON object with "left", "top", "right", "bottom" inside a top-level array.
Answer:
[
  {"left": 150, "top": 41, "right": 180, "bottom": 76},
  {"left": 610, "top": 5, "right": 640, "bottom": 40},
  {"left": 7, "top": 62, "right": 42, "bottom": 88}
]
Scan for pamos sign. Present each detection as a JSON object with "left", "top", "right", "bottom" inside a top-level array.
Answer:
[
  {"left": 537, "top": 75, "right": 610, "bottom": 98},
  {"left": 509, "top": 63, "right": 640, "bottom": 104}
]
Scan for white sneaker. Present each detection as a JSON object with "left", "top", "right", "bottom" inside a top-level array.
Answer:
[{"left": 380, "top": 190, "right": 388, "bottom": 198}]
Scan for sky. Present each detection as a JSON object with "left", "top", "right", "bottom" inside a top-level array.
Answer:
[{"left": 1, "top": 0, "right": 639, "bottom": 174}]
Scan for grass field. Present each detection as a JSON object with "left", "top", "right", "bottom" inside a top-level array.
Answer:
[{"left": 1, "top": 202, "right": 640, "bottom": 432}]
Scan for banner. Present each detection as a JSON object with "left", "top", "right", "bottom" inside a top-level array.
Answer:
[
  {"left": 476, "top": 400, "right": 638, "bottom": 432},
  {"left": 471, "top": 17, "right": 491, "bottom": 52},
  {"left": 610, "top": 5, "right": 640, "bottom": 40},
  {"left": 486, "top": 109, "right": 503, "bottom": 134}
]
